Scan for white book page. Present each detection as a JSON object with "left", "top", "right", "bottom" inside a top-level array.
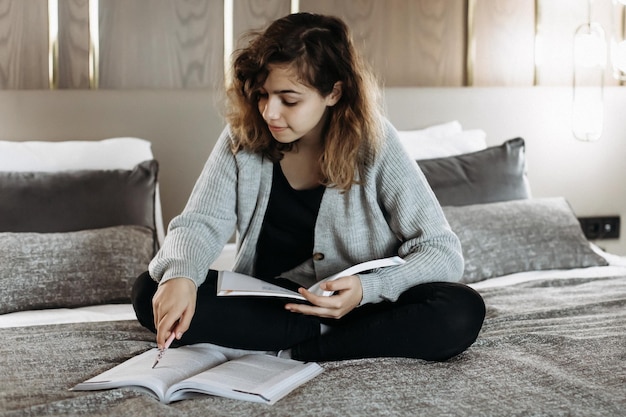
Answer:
[
  {"left": 250, "top": 358, "right": 323, "bottom": 402},
  {"left": 308, "top": 256, "right": 406, "bottom": 296},
  {"left": 73, "top": 344, "right": 228, "bottom": 401},
  {"left": 169, "top": 354, "right": 321, "bottom": 404},
  {"left": 217, "top": 271, "right": 304, "bottom": 300},
  {"left": 218, "top": 256, "right": 406, "bottom": 299}
]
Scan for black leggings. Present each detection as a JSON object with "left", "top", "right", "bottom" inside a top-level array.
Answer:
[{"left": 132, "top": 270, "right": 485, "bottom": 362}]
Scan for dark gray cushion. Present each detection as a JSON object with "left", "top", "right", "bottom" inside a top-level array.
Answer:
[
  {"left": 0, "top": 226, "right": 153, "bottom": 314},
  {"left": 418, "top": 138, "right": 529, "bottom": 206},
  {"left": 0, "top": 160, "right": 158, "bottom": 234},
  {"left": 443, "top": 197, "right": 608, "bottom": 283}
]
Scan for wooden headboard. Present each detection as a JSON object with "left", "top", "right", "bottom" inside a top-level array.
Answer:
[{"left": 1, "top": 87, "right": 625, "bottom": 254}]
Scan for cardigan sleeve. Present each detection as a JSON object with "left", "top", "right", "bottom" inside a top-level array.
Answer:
[
  {"left": 148, "top": 127, "right": 239, "bottom": 287},
  {"left": 357, "top": 121, "right": 464, "bottom": 305}
]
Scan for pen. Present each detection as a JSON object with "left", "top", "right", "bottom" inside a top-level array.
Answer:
[{"left": 151, "top": 331, "right": 176, "bottom": 369}]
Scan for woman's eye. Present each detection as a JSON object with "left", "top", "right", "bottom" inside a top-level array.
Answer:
[{"left": 283, "top": 101, "right": 297, "bottom": 107}]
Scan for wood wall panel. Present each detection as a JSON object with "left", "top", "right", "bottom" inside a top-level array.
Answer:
[
  {"left": 470, "top": 0, "right": 535, "bottom": 86},
  {"left": 232, "top": 0, "right": 290, "bottom": 48},
  {"left": 299, "top": 0, "right": 386, "bottom": 81},
  {"left": 58, "top": 0, "right": 90, "bottom": 89},
  {"left": 98, "top": 0, "right": 223, "bottom": 89},
  {"left": 1, "top": 0, "right": 624, "bottom": 90},
  {"left": 0, "top": 0, "right": 49, "bottom": 89},
  {"left": 589, "top": 0, "right": 618, "bottom": 86},
  {"left": 538, "top": 0, "right": 619, "bottom": 87},
  {"left": 300, "top": 0, "right": 466, "bottom": 86},
  {"left": 400, "top": 0, "right": 466, "bottom": 86},
  {"left": 590, "top": 0, "right": 619, "bottom": 86},
  {"left": 535, "top": 0, "right": 584, "bottom": 86}
]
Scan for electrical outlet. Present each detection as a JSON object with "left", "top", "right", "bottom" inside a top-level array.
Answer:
[{"left": 578, "top": 216, "right": 620, "bottom": 239}]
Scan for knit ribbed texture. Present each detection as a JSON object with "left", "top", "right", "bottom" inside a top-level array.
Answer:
[{"left": 150, "top": 120, "right": 463, "bottom": 304}]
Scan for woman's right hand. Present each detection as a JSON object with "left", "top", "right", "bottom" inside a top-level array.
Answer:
[{"left": 152, "top": 277, "right": 197, "bottom": 349}]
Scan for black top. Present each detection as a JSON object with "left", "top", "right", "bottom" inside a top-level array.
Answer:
[{"left": 255, "top": 162, "right": 325, "bottom": 281}]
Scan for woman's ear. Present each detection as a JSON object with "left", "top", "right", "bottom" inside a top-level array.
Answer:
[{"left": 326, "top": 81, "right": 343, "bottom": 106}]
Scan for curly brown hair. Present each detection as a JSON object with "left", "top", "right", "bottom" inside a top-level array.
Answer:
[{"left": 225, "top": 12, "right": 383, "bottom": 191}]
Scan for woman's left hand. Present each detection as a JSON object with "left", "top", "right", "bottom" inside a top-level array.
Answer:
[{"left": 285, "top": 275, "right": 363, "bottom": 319}]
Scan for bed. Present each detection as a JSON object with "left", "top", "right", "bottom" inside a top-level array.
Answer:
[{"left": 1, "top": 117, "right": 625, "bottom": 417}]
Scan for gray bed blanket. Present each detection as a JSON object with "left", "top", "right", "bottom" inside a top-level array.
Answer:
[{"left": 1, "top": 274, "right": 625, "bottom": 417}]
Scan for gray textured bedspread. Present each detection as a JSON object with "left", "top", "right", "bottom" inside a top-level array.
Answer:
[{"left": 1, "top": 274, "right": 625, "bottom": 417}]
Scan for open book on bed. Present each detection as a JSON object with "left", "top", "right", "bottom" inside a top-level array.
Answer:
[
  {"left": 217, "top": 256, "right": 406, "bottom": 300},
  {"left": 72, "top": 343, "right": 323, "bottom": 405}
]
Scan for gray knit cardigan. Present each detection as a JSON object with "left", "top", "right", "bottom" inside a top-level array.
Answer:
[{"left": 149, "top": 120, "right": 463, "bottom": 305}]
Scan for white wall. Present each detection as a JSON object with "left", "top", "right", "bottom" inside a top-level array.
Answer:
[
  {"left": 0, "top": 90, "right": 225, "bottom": 233},
  {"left": 384, "top": 87, "right": 626, "bottom": 255},
  {"left": 1, "top": 87, "right": 625, "bottom": 254}
]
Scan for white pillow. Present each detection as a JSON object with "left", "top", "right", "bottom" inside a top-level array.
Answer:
[
  {"left": 0, "top": 137, "right": 153, "bottom": 171},
  {"left": 0, "top": 137, "right": 164, "bottom": 243},
  {"left": 408, "top": 120, "right": 463, "bottom": 139},
  {"left": 398, "top": 129, "right": 488, "bottom": 160}
]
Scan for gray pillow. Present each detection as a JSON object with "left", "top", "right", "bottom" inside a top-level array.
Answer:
[
  {"left": 0, "top": 225, "right": 153, "bottom": 314},
  {"left": 418, "top": 138, "right": 529, "bottom": 206},
  {"left": 443, "top": 197, "right": 608, "bottom": 283},
  {"left": 0, "top": 160, "right": 158, "bottom": 234}
]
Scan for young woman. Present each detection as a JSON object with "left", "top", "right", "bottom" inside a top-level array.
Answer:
[{"left": 132, "top": 12, "right": 485, "bottom": 362}]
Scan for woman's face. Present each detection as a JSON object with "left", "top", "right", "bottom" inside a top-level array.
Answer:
[{"left": 257, "top": 64, "right": 340, "bottom": 147}]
